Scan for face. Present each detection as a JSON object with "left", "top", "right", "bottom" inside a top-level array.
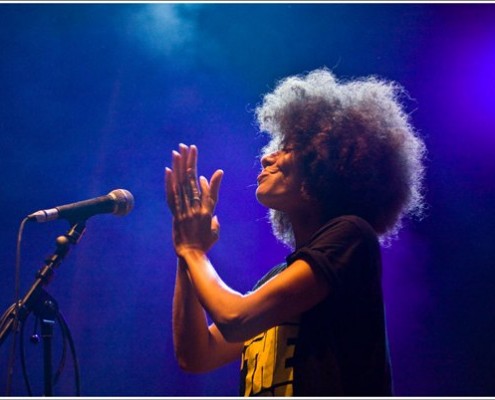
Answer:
[{"left": 256, "top": 148, "right": 307, "bottom": 213}]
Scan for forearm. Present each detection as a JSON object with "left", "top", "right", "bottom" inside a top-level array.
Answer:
[
  {"left": 172, "top": 258, "right": 212, "bottom": 372},
  {"left": 173, "top": 257, "right": 242, "bottom": 372},
  {"left": 180, "top": 249, "right": 248, "bottom": 341},
  {"left": 167, "top": 144, "right": 244, "bottom": 366}
]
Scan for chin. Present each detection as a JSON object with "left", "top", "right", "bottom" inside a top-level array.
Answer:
[
  {"left": 255, "top": 191, "right": 267, "bottom": 207},
  {"left": 256, "top": 194, "right": 283, "bottom": 211},
  {"left": 255, "top": 190, "right": 272, "bottom": 209}
]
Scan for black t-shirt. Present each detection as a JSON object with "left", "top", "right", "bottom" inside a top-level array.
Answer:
[{"left": 239, "top": 215, "right": 392, "bottom": 396}]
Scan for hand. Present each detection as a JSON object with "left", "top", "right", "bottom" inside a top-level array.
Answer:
[{"left": 165, "top": 144, "right": 223, "bottom": 256}]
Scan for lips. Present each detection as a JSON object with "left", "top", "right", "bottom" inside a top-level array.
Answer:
[{"left": 257, "top": 173, "right": 269, "bottom": 184}]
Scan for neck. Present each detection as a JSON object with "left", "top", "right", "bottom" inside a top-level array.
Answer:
[{"left": 288, "top": 208, "right": 326, "bottom": 249}]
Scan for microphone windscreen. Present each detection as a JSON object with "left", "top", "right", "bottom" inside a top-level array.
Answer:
[{"left": 108, "top": 189, "right": 134, "bottom": 216}]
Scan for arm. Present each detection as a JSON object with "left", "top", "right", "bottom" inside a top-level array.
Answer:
[
  {"left": 172, "top": 257, "right": 243, "bottom": 373},
  {"left": 179, "top": 248, "right": 330, "bottom": 343},
  {"left": 167, "top": 144, "right": 242, "bottom": 372}
]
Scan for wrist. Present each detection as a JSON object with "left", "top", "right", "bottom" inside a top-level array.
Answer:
[
  {"left": 177, "top": 257, "right": 188, "bottom": 270},
  {"left": 176, "top": 246, "right": 206, "bottom": 260}
]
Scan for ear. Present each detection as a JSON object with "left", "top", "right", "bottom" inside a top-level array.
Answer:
[{"left": 300, "top": 181, "right": 313, "bottom": 202}]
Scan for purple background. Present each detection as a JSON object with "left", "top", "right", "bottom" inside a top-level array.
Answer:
[{"left": 0, "top": 3, "right": 494, "bottom": 396}]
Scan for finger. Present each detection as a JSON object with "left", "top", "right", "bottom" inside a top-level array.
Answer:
[
  {"left": 209, "top": 169, "right": 224, "bottom": 205},
  {"left": 211, "top": 215, "right": 220, "bottom": 241},
  {"left": 179, "top": 144, "right": 195, "bottom": 206},
  {"left": 187, "top": 168, "right": 201, "bottom": 209},
  {"left": 174, "top": 148, "right": 193, "bottom": 214},
  {"left": 199, "top": 170, "right": 222, "bottom": 213},
  {"left": 178, "top": 143, "right": 189, "bottom": 185},
  {"left": 199, "top": 175, "right": 212, "bottom": 210},
  {"left": 172, "top": 151, "right": 185, "bottom": 213},
  {"left": 186, "top": 144, "right": 198, "bottom": 178},
  {"left": 165, "top": 167, "right": 176, "bottom": 213},
  {"left": 182, "top": 188, "right": 192, "bottom": 212},
  {"left": 172, "top": 150, "right": 182, "bottom": 185},
  {"left": 170, "top": 172, "right": 184, "bottom": 216},
  {"left": 186, "top": 145, "right": 200, "bottom": 204},
  {"left": 211, "top": 215, "right": 220, "bottom": 234}
]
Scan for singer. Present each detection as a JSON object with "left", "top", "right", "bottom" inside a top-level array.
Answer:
[{"left": 165, "top": 68, "right": 426, "bottom": 396}]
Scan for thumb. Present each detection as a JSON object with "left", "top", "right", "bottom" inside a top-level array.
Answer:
[
  {"left": 209, "top": 169, "right": 224, "bottom": 205},
  {"left": 211, "top": 215, "right": 220, "bottom": 236}
]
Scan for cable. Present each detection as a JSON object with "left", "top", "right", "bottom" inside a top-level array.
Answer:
[
  {"left": 4, "top": 218, "right": 83, "bottom": 396},
  {"left": 0, "top": 303, "right": 16, "bottom": 330},
  {"left": 19, "top": 309, "right": 81, "bottom": 395},
  {"left": 53, "top": 312, "right": 68, "bottom": 388},
  {"left": 5, "top": 216, "right": 29, "bottom": 396},
  {"left": 58, "top": 312, "right": 81, "bottom": 396},
  {"left": 14, "top": 218, "right": 28, "bottom": 327},
  {"left": 19, "top": 315, "right": 33, "bottom": 396}
]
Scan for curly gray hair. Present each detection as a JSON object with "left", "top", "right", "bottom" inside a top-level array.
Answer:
[{"left": 255, "top": 68, "right": 427, "bottom": 247}]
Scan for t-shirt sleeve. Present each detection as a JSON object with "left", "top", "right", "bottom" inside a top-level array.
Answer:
[
  {"left": 251, "top": 262, "right": 288, "bottom": 291},
  {"left": 286, "top": 216, "right": 379, "bottom": 292}
]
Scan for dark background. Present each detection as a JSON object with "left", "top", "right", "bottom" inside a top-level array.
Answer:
[{"left": 0, "top": 3, "right": 494, "bottom": 396}]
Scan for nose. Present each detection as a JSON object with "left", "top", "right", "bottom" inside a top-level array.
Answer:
[{"left": 261, "top": 151, "right": 279, "bottom": 168}]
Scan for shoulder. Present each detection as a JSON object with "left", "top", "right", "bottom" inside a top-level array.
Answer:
[
  {"left": 299, "top": 215, "right": 378, "bottom": 253},
  {"left": 286, "top": 216, "right": 380, "bottom": 288}
]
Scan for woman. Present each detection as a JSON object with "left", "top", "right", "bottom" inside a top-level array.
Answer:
[{"left": 165, "top": 68, "right": 426, "bottom": 396}]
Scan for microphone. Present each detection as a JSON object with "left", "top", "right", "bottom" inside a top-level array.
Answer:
[{"left": 27, "top": 189, "right": 135, "bottom": 223}]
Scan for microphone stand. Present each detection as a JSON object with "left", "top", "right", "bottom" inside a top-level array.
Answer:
[{"left": 0, "top": 220, "right": 86, "bottom": 396}]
